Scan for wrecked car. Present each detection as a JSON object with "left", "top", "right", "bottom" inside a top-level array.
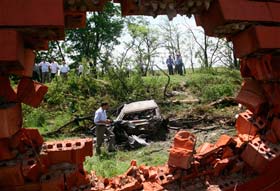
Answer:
[{"left": 111, "top": 100, "right": 169, "bottom": 149}]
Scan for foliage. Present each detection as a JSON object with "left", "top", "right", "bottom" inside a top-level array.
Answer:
[
  {"left": 66, "top": 2, "right": 124, "bottom": 76},
  {"left": 23, "top": 106, "right": 46, "bottom": 128},
  {"left": 127, "top": 20, "right": 161, "bottom": 76},
  {"left": 35, "top": 41, "right": 65, "bottom": 63},
  {"left": 186, "top": 68, "right": 241, "bottom": 102}
]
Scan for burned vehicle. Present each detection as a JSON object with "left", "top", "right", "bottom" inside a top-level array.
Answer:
[
  {"left": 44, "top": 100, "right": 168, "bottom": 149},
  {"left": 112, "top": 100, "right": 168, "bottom": 149}
]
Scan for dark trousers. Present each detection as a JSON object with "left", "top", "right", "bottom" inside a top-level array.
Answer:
[
  {"left": 96, "top": 125, "right": 115, "bottom": 154},
  {"left": 42, "top": 72, "right": 48, "bottom": 83},
  {"left": 51, "top": 73, "right": 56, "bottom": 80},
  {"left": 32, "top": 71, "right": 40, "bottom": 82},
  {"left": 178, "top": 64, "right": 183, "bottom": 75},
  {"left": 167, "top": 65, "right": 174, "bottom": 75}
]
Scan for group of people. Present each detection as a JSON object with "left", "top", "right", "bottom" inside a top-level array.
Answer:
[
  {"left": 166, "top": 54, "right": 184, "bottom": 75},
  {"left": 33, "top": 59, "right": 70, "bottom": 83}
]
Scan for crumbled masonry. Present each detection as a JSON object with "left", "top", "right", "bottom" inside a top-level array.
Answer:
[{"left": 1, "top": 0, "right": 280, "bottom": 190}]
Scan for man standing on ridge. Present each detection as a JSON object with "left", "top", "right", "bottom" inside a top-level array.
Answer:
[{"left": 166, "top": 55, "right": 174, "bottom": 75}]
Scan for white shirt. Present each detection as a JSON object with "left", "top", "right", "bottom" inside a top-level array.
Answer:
[
  {"left": 94, "top": 107, "right": 107, "bottom": 125},
  {"left": 78, "top": 64, "right": 84, "bottom": 74},
  {"left": 39, "top": 62, "right": 50, "bottom": 73},
  {"left": 60, "top": 65, "right": 70, "bottom": 73},
  {"left": 50, "top": 62, "right": 59, "bottom": 74}
]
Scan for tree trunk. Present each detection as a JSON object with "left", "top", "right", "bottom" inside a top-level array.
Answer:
[{"left": 203, "top": 34, "right": 209, "bottom": 68}]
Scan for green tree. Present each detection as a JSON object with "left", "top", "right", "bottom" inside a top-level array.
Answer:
[
  {"left": 66, "top": 2, "right": 124, "bottom": 78},
  {"left": 35, "top": 41, "right": 66, "bottom": 63},
  {"left": 128, "top": 20, "right": 161, "bottom": 76}
]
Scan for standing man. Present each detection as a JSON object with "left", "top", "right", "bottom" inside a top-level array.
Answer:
[
  {"left": 94, "top": 102, "right": 115, "bottom": 155},
  {"left": 49, "top": 58, "right": 59, "bottom": 81},
  {"left": 175, "top": 54, "right": 184, "bottom": 75},
  {"left": 166, "top": 55, "right": 174, "bottom": 75},
  {"left": 60, "top": 61, "right": 70, "bottom": 79},
  {"left": 39, "top": 60, "right": 50, "bottom": 83},
  {"left": 32, "top": 63, "right": 41, "bottom": 82}
]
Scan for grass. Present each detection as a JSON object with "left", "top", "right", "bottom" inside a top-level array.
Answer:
[
  {"left": 144, "top": 68, "right": 241, "bottom": 102},
  {"left": 84, "top": 142, "right": 169, "bottom": 177}
]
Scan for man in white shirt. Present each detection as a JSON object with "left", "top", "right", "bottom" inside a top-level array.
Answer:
[
  {"left": 94, "top": 102, "right": 115, "bottom": 154},
  {"left": 39, "top": 60, "right": 50, "bottom": 83},
  {"left": 60, "top": 61, "right": 70, "bottom": 79},
  {"left": 49, "top": 58, "right": 59, "bottom": 80}
]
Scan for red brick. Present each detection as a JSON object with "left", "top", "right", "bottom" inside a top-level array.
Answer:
[
  {"left": 241, "top": 54, "right": 280, "bottom": 81},
  {"left": 236, "top": 79, "right": 267, "bottom": 114},
  {"left": 215, "top": 134, "right": 233, "bottom": 148},
  {"left": 173, "top": 130, "right": 196, "bottom": 150},
  {"left": 22, "top": 158, "right": 42, "bottom": 182},
  {"left": 265, "top": 129, "right": 278, "bottom": 144},
  {"left": 22, "top": 128, "right": 44, "bottom": 148},
  {"left": 168, "top": 147, "right": 193, "bottom": 169},
  {"left": 2, "top": 183, "right": 40, "bottom": 191},
  {"left": 240, "top": 59, "right": 252, "bottom": 78},
  {"left": 156, "top": 165, "right": 181, "bottom": 186},
  {"left": 232, "top": 26, "right": 280, "bottom": 58},
  {"left": 43, "top": 142, "right": 72, "bottom": 164},
  {"left": 43, "top": 138, "right": 93, "bottom": 165},
  {"left": 241, "top": 137, "right": 280, "bottom": 173},
  {"left": 143, "top": 182, "right": 164, "bottom": 191},
  {"left": 115, "top": 0, "right": 139, "bottom": 16},
  {"left": 213, "top": 158, "right": 230, "bottom": 176},
  {"left": 9, "top": 128, "right": 44, "bottom": 155},
  {"left": 118, "top": 178, "right": 142, "bottom": 191},
  {"left": 71, "top": 138, "right": 93, "bottom": 164},
  {"left": 10, "top": 128, "right": 41, "bottom": 148},
  {"left": 0, "top": 138, "right": 17, "bottom": 161},
  {"left": 195, "top": 0, "right": 280, "bottom": 36},
  {"left": 85, "top": 0, "right": 110, "bottom": 11},
  {"left": 65, "top": 166, "right": 90, "bottom": 190},
  {"left": 221, "top": 147, "right": 234, "bottom": 159},
  {"left": 0, "top": 30, "right": 24, "bottom": 70},
  {"left": 40, "top": 171, "right": 65, "bottom": 191},
  {"left": 196, "top": 142, "right": 216, "bottom": 155},
  {"left": 233, "top": 136, "right": 246, "bottom": 149},
  {"left": 235, "top": 111, "right": 258, "bottom": 137},
  {"left": 9, "top": 49, "right": 36, "bottom": 77},
  {"left": 17, "top": 77, "right": 48, "bottom": 108},
  {"left": 0, "top": 0, "right": 64, "bottom": 27},
  {"left": 24, "top": 38, "right": 49, "bottom": 51},
  {"left": 0, "top": 103, "right": 22, "bottom": 139},
  {"left": 230, "top": 159, "right": 245, "bottom": 173},
  {"left": 208, "top": 176, "right": 243, "bottom": 191},
  {"left": 0, "top": 76, "right": 17, "bottom": 103},
  {"left": 271, "top": 117, "right": 280, "bottom": 141},
  {"left": 0, "top": 160, "right": 25, "bottom": 187},
  {"left": 262, "top": 83, "right": 280, "bottom": 114},
  {"left": 65, "top": 11, "right": 86, "bottom": 29}
]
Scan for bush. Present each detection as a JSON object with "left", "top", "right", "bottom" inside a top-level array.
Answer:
[
  {"left": 23, "top": 106, "right": 46, "bottom": 127},
  {"left": 186, "top": 68, "right": 241, "bottom": 102}
]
